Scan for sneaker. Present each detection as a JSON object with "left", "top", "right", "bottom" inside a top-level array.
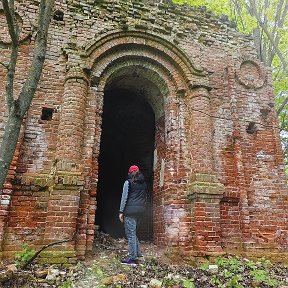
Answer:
[{"left": 121, "top": 258, "right": 137, "bottom": 266}]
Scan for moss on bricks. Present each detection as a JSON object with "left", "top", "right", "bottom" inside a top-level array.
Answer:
[{"left": 40, "top": 250, "right": 76, "bottom": 258}]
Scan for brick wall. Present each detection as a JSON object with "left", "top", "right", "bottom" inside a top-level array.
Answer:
[{"left": 0, "top": 0, "right": 287, "bottom": 262}]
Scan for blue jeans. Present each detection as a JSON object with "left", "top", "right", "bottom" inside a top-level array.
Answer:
[{"left": 124, "top": 216, "right": 141, "bottom": 260}]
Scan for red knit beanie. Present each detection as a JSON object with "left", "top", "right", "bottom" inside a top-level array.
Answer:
[{"left": 128, "top": 165, "right": 139, "bottom": 173}]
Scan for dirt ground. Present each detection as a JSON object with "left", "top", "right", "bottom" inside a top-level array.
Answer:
[{"left": 1, "top": 232, "right": 288, "bottom": 288}]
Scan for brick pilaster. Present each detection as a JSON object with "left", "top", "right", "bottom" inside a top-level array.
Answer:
[
  {"left": 188, "top": 87, "right": 214, "bottom": 173},
  {"left": 188, "top": 173, "right": 224, "bottom": 253},
  {"left": 187, "top": 87, "right": 224, "bottom": 254},
  {"left": 41, "top": 66, "right": 89, "bottom": 262}
]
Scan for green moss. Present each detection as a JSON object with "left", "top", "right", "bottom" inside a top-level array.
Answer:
[
  {"left": 40, "top": 250, "right": 76, "bottom": 258},
  {"left": 135, "top": 22, "right": 148, "bottom": 30}
]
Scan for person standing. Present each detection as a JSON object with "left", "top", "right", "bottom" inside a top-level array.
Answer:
[{"left": 119, "top": 165, "right": 147, "bottom": 265}]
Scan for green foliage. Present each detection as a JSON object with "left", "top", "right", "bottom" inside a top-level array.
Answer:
[
  {"left": 58, "top": 281, "right": 73, "bottom": 288},
  {"left": 210, "top": 275, "right": 224, "bottom": 287},
  {"left": 250, "top": 269, "right": 278, "bottom": 286},
  {"left": 15, "top": 243, "right": 35, "bottom": 267},
  {"left": 226, "top": 274, "right": 243, "bottom": 288},
  {"left": 145, "top": 257, "right": 159, "bottom": 266},
  {"left": 172, "top": 0, "right": 288, "bottom": 172},
  {"left": 210, "top": 273, "right": 244, "bottom": 288},
  {"left": 215, "top": 256, "right": 242, "bottom": 273},
  {"left": 92, "top": 266, "right": 105, "bottom": 277},
  {"left": 143, "top": 257, "right": 162, "bottom": 273},
  {"left": 203, "top": 256, "right": 281, "bottom": 287},
  {"left": 183, "top": 278, "right": 195, "bottom": 288},
  {"left": 57, "top": 254, "right": 287, "bottom": 287},
  {"left": 162, "top": 276, "right": 180, "bottom": 286},
  {"left": 199, "top": 262, "right": 209, "bottom": 270},
  {"left": 172, "top": 0, "right": 256, "bottom": 33}
]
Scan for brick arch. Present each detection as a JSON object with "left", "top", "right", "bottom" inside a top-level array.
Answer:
[
  {"left": 83, "top": 30, "right": 208, "bottom": 89},
  {"left": 90, "top": 47, "right": 188, "bottom": 94},
  {"left": 86, "top": 38, "right": 188, "bottom": 174},
  {"left": 79, "top": 31, "right": 200, "bottom": 251},
  {"left": 96, "top": 58, "right": 177, "bottom": 120},
  {"left": 95, "top": 55, "right": 177, "bottom": 92}
]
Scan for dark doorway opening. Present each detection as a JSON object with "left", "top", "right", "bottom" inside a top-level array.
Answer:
[{"left": 96, "top": 88, "right": 155, "bottom": 240}]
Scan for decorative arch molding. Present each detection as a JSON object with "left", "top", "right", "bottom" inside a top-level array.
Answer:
[
  {"left": 91, "top": 51, "right": 184, "bottom": 96},
  {"left": 103, "top": 60, "right": 172, "bottom": 95},
  {"left": 81, "top": 30, "right": 210, "bottom": 91},
  {"left": 96, "top": 58, "right": 175, "bottom": 120}
]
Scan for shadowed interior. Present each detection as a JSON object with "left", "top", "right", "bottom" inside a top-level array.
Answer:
[{"left": 96, "top": 75, "right": 157, "bottom": 239}]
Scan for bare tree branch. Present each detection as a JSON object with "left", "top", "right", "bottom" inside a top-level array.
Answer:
[
  {"left": 272, "top": 1, "right": 288, "bottom": 63},
  {"left": 279, "top": 0, "right": 288, "bottom": 27},
  {"left": 248, "top": 0, "right": 287, "bottom": 69},
  {"left": 0, "top": 234, "right": 76, "bottom": 282},
  {"left": 0, "top": 61, "right": 8, "bottom": 70},
  {"left": 267, "top": 0, "right": 287, "bottom": 66},
  {"left": 272, "top": 0, "right": 283, "bottom": 38},
  {"left": 38, "top": 0, "right": 47, "bottom": 34},
  {"left": 18, "top": 0, "right": 55, "bottom": 117},
  {"left": 252, "top": 27, "right": 263, "bottom": 61},
  {"left": 0, "top": 0, "right": 55, "bottom": 190},
  {"left": 277, "top": 95, "right": 288, "bottom": 115},
  {"left": 2, "top": 0, "right": 18, "bottom": 46},
  {"left": 261, "top": 0, "right": 269, "bottom": 64},
  {"left": 21, "top": 233, "right": 76, "bottom": 269},
  {"left": 2, "top": 0, "right": 20, "bottom": 112},
  {"left": 5, "top": 45, "right": 18, "bottom": 112},
  {"left": 230, "top": 0, "right": 246, "bottom": 30}
]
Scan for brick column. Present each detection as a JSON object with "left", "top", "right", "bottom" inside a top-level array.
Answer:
[
  {"left": 188, "top": 87, "right": 213, "bottom": 173},
  {"left": 41, "top": 66, "right": 88, "bottom": 264},
  {"left": 56, "top": 66, "right": 89, "bottom": 163},
  {"left": 187, "top": 87, "right": 224, "bottom": 255}
]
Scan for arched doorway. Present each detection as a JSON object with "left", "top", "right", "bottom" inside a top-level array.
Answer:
[
  {"left": 96, "top": 73, "right": 159, "bottom": 240},
  {"left": 81, "top": 30, "right": 203, "bottom": 253}
]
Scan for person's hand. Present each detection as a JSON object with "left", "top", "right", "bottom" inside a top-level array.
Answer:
[{"left": 119, "top": 213, "right": 124, "bottom": 223}]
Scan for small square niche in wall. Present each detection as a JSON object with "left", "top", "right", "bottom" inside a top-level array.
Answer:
[{"left": 41, "top": 107, "right": 54, "bottom": 121}]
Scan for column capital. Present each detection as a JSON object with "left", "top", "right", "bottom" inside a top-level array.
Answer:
[
  {"left": 65, "top": 66, "right": 90, "bottom": 84},
  {"left": 187, "top": 172, "right": 224, "bottom": 253},
  {"left": 187, "top": 173, "right": 224, "bottom": 202},
  {"left": 187, "top": 86, "right": 211, "bottom": 101},
  {"left": 188, "top": 75, "right": 212, "bottom": 92}
]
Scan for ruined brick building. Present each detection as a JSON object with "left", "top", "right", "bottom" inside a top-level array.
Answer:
[{"left": 0, "top": 0, "right": 287, "bottom": 263}]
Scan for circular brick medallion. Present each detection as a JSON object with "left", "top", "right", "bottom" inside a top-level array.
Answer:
[{"left": 236, "top": 59, "right": 266, "bottom": 89}]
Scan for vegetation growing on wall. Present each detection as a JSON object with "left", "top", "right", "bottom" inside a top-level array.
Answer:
[{"left": 173, "top": 0, "right": 288, "bottom": 174}]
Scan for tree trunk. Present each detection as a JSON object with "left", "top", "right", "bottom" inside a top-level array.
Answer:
[
  {"left": 0, "top": 0, "right": 55, "bottom": 191},
  {"left": 0, "top": 112, "right": 22, "bottom": 189}
]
